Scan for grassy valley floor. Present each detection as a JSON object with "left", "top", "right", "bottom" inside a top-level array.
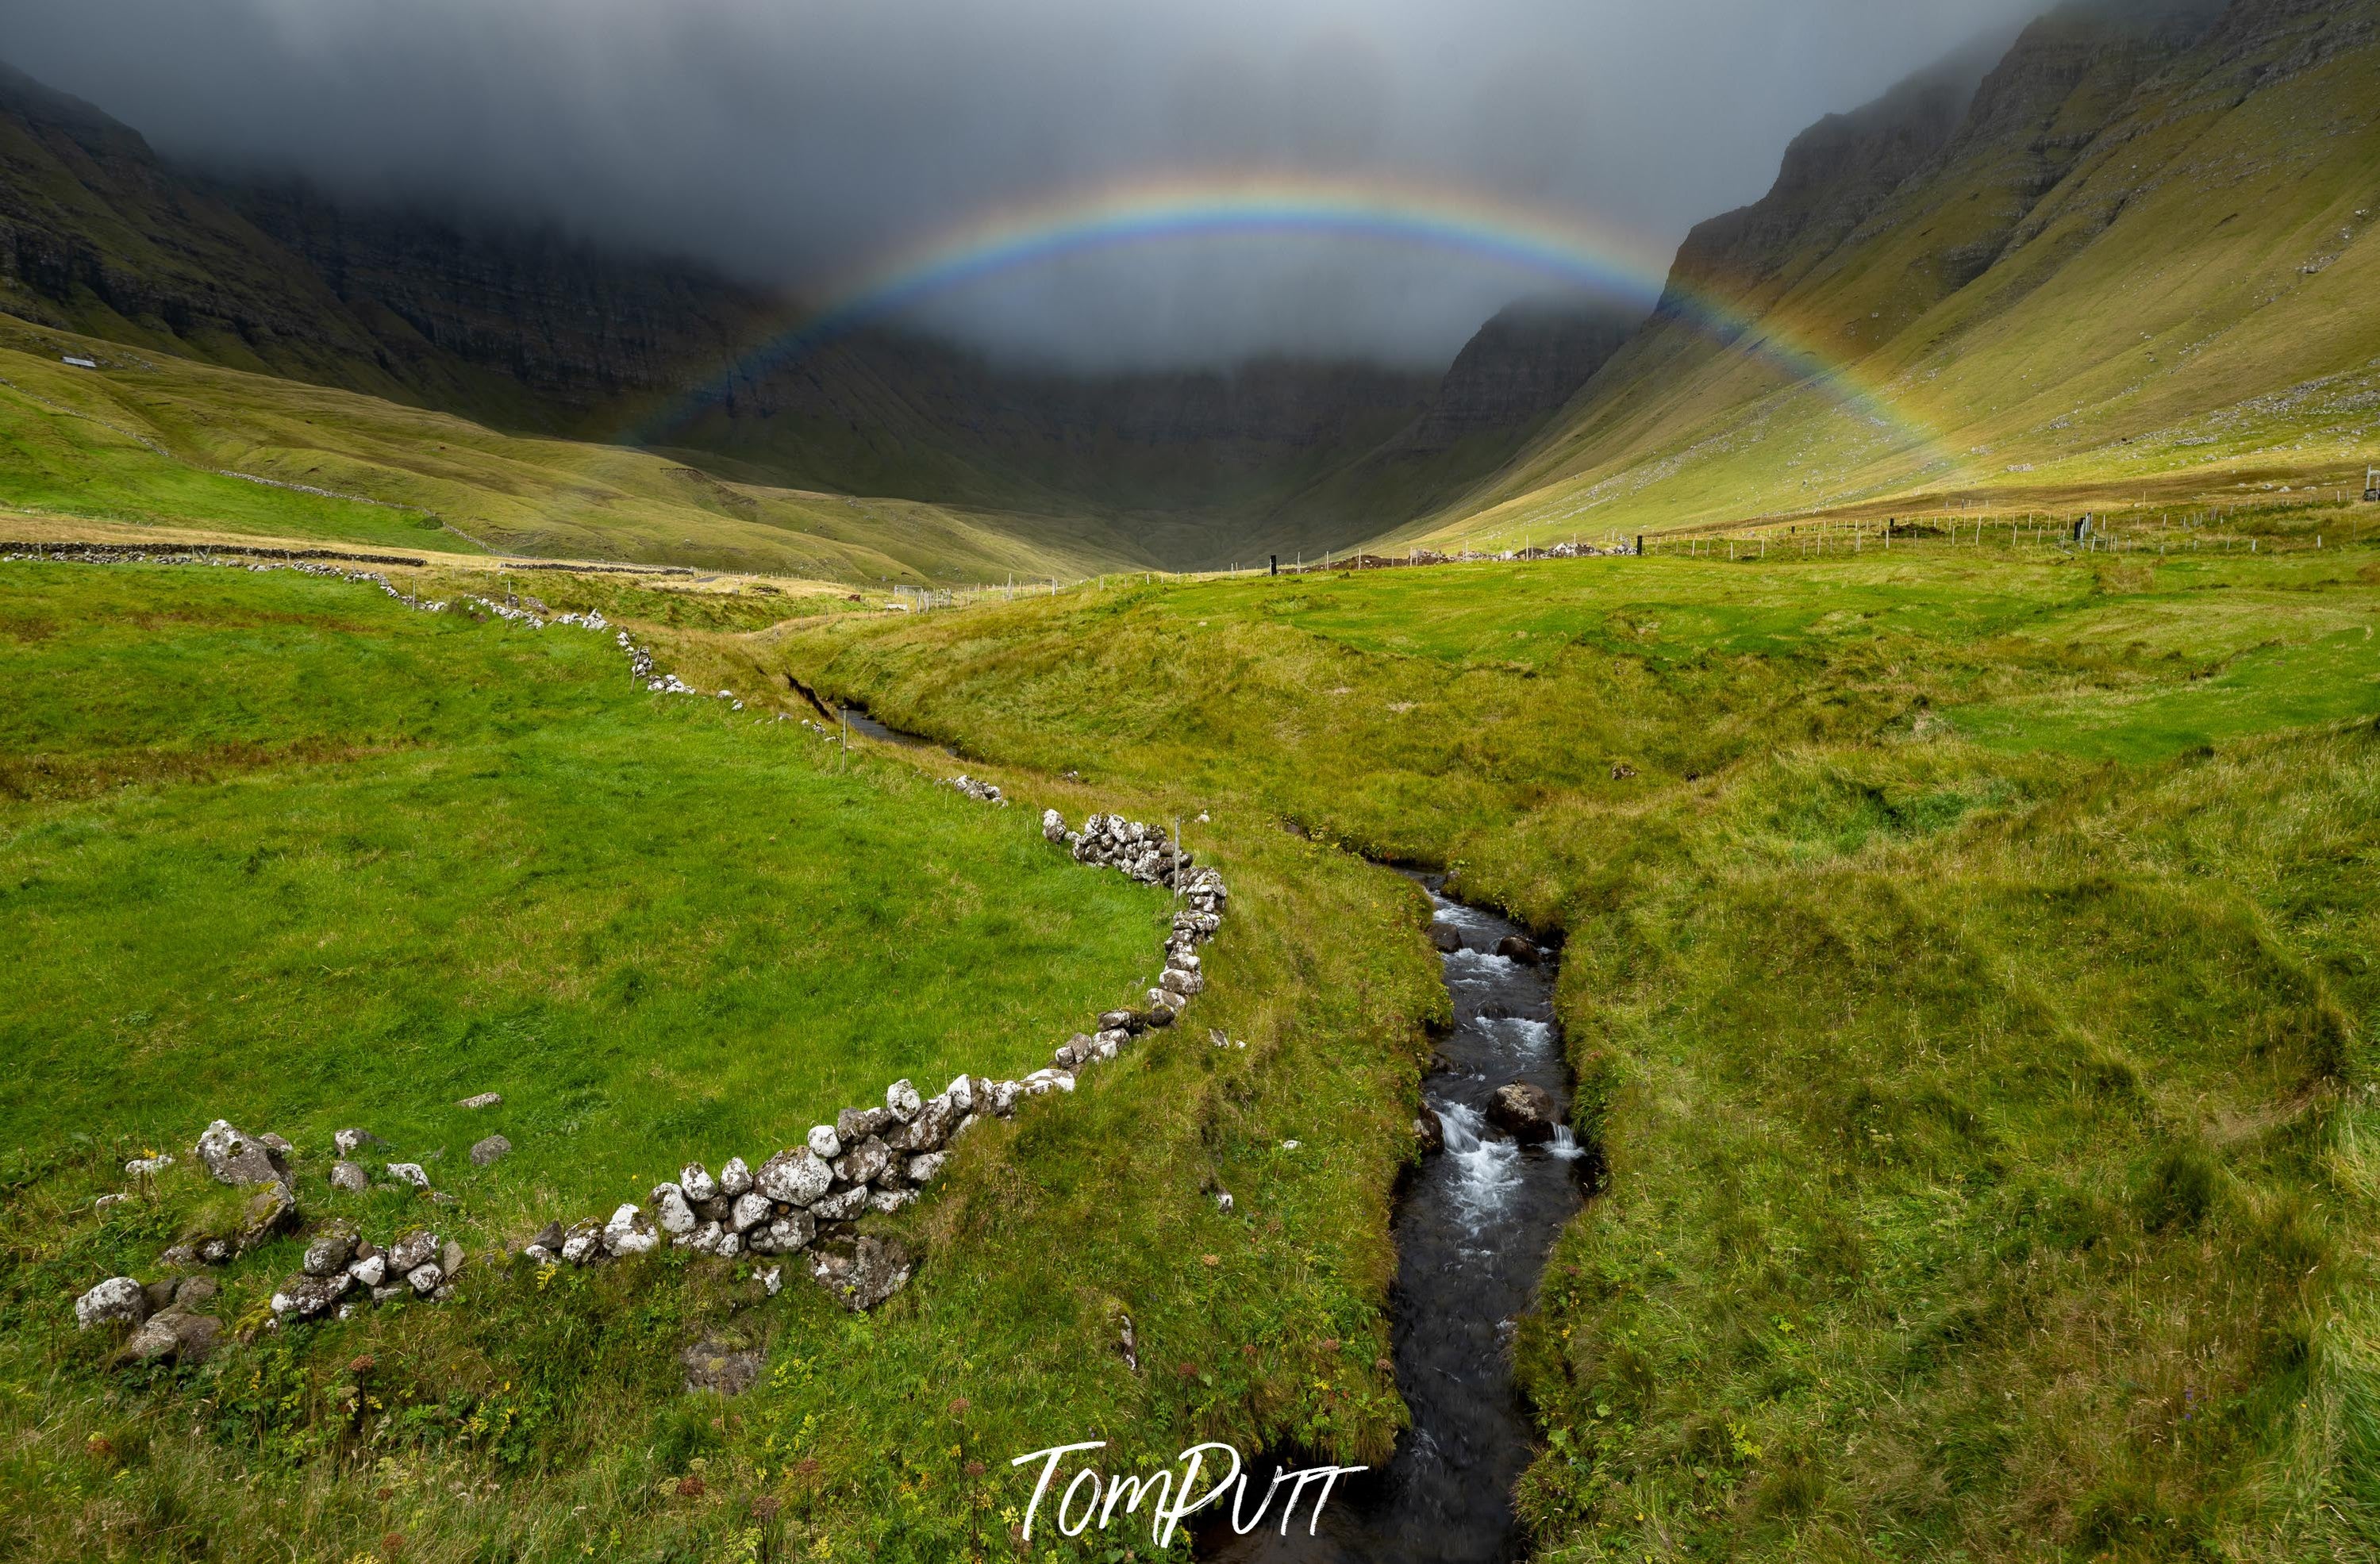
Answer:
[
  {"left": 0, "top": 558, "right": 1444, "bottom": 1562},
  {"left": 756, "top": 530, "right": 2380, "bottom": 1561}
]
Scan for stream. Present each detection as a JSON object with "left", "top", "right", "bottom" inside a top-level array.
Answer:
[{"left": 1203, "top": 875, "right": 1585, "bottom": 1562}]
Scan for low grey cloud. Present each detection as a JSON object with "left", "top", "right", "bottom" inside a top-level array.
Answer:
[{"left": 0, "top": 0, "right": 2042, "bottom": 368}]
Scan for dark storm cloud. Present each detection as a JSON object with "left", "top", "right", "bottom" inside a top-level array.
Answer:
[{"left": 0, "top": 0, "right": 2042, "bottom": 367}]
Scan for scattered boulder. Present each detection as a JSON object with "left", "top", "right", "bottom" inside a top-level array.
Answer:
[
  {"left": 441, "top": 1239, "right": 465, "bottom": 1277},
  {"left": 470, "top": 1135, "right": 511, "bottom": 1166},
  {"left": 125, "top": 1153, "right": 175, "bottom": 1178},
  {"left": 1041, "top": 808, "right": 1067, "bottom": 843},
  {"left": 385, "top": 1162, "right": 431, "bottom": 1190},
  {"left": 1429, "top": 923, "right": 1463, "bottom": 954},
  {"left": 456, "top": 1092, "right": 502, "bottom": 1109},
  {"left": 124, "top": 1308, "right": 219, "bottom": 1365},
  {"left": 333, "top": 1128, "right": 379, "bottom": 1157},
  {"left": 1494, "top": 935, "right": 1544, "bottom": 966},
  {"left": 809, "top": 1235, "right": 913, "bottom": 1312},
  {"left": 302, "top": 1220, "right": 359, "bottom": 1277},
  {"left": 682, "top": 1339, "right": 766, "bottom": 1396},
  {"left": 1488, "top": 1082, "right": 1559, "bottom": 1144},
  {"left": 329, "top": 1161, "right": 369, "bottom": 1193},
  {"left": 1415, "top": 1107, "right": 1446, "bottom": 1156},
  {"left": 195, "top": 1120, "right": 285, "bottom": 1188},
  {"left": 175, "top": 1276, "right": 217, "bottom": 1308},
  {"left": 529, "top": 1221, "right": 565, "bottom": 1253},
  {"left": 75, "top": 1277, "right": 149, "bottom": 1330},
  {"left": 236, "top": 1182, "right": 298, "bottom": 1253}
]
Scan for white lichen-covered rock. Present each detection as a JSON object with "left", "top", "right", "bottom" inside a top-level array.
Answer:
[
  {"left": 832, "top": 1136, "right": 892, "bottom": 1187},
  {"left": 679, "top": 1163, "right": 718, "bottom": 1204},
  {"left": 406, "top": 1262, "right": 443, "bottom": 1297},
  {"left": 755, "top": 1147, "right": 832, "bottom": 1207},
  {"left": 329, "top": 1161, "right": 369, "bottom": 1193},
  {"left": 906, "top": 1152, "right": 947, "bottom": 1185},
  {"left": 885, "top": 1078, "right": 923, "bottom": 1123},
  {"left": 717, "top": 1156, "right": 753, "bottom": 1197},
  {"left": 386, "top": 1162, "right": 432, "bottom": 1190},
  {"left": 333, "top": 1128, "right": 371, "bottom": 1157},
  {"left": 348, "top": 1253, "right": 388, "bottom": 1287},
  {"left": 944, "top": 1074, "right": 975, "bottom": 1114},
  {"left": 602, "top": 1204, "right": 657, "bottom": 1256},
  {"left": 809, "top": 1184, "right": 871, "bottom": 1223},
  {"left": 868, "top": 1187, "right": 916, "bottom": 1215},
  {"left": 387, "top": 1230, "right": 438, "bottom": 1274},
  {"left": 196, "top": 1120, "right": 283, "bottom": 1186},
  {"left": 302, "top": 1220, "right": 359, "bottom": 1277},
  {"left": 982, "top": 1080, "right": 1023, "bottom": 1117},
  {"left": 651, "top": 1183, "right": 698, "bottom": 1235},
  {"left": 753, "top": 1211, "right": 817, "bottom": 1254},
  {"left": 1042, "top": 808, "right": 1067, "bottom": 843},
  {"left": 125, "top": 1154, "right": 175, "bottom": 1178},
  {"left": 683, "top": 1220, "right": 725, "bottom": 1255},
  {"left": 729, "top": 1191, "right": 771, "bottom": 1232},
  {"left": 271, "top": 1271, "right": 352, "bottom": 1320},
  {"left": 837, "top": 1105, "right": 894, "bottom": 1142},
  {"left": 75, "top": 1277, "right": 149, "bottom": 1330},
  {"left": 806, "top": 1124, "right": 842, "bottom": 1160}
]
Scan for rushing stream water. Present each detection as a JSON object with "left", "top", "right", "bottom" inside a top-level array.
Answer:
[{"left": 1204, "top": 875, "right": 1585, "bottom": 1562}]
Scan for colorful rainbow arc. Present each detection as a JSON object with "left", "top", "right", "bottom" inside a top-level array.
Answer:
[{"left": 634, "top": 173, "right": 1944, "bottom": 459}]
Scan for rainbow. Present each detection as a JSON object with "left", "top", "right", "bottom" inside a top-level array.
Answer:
[{"left": 636, "top": 172, "right": 1942, "bottom": 457}]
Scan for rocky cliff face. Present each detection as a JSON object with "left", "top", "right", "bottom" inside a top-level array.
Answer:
[
  {"left": 1659, "top": 40, "right": 2000, "bottom": 317},
  {"left": 1398, "top": 300, "right": 1642, "bottom": 453},
  {"left": 223, "top": 183, "right": 787, "bottom": 419}
]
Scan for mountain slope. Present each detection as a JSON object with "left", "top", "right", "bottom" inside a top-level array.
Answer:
[{"left": 1405, "top": 0, "right": 2380, "bottom": 548}]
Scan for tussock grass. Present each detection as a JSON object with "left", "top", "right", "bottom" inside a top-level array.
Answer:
[{"left": 763, "top": 542, "right": 2380, "bottom": 1558}]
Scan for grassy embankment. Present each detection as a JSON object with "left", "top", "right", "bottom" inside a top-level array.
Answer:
[
  {"left": 0, "top": 315, "right": 1157, "bottom": 583},
  {"left": 758, "top": 528, "right": 2380, "bottom": 1560},
  {"left": 0, "top": 558, "right": 1444, "bottom": 1561}
]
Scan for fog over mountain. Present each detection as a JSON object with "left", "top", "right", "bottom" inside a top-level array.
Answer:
[{"left": 0, "top": 0, "right": 2041, "bottom": 368}]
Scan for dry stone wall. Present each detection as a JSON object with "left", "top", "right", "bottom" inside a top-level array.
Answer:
[{"left": 26, "top": 544, "right": 1228, "bottom": 1332}]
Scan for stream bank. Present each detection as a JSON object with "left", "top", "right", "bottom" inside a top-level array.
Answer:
[{"left": 1202, "top": 874, "right": 1586, "bottom": 1562}]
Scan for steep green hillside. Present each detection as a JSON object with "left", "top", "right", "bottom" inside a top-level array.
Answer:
[
  {"left": 1409, "top": 0, "right": 2380, "bottom": 550},
  {"left": 0, "top": 316, "right": 1159, "bottom": 581}
]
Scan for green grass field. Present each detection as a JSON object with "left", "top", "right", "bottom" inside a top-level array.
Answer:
[
  {"left": 761, "top": 537, "right": 2380, "bottom": 1561},
  {"left": 0, "top": 556, "right": 1447, "bottom": 1562}
]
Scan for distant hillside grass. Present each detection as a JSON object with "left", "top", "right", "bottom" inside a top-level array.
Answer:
[
  {"left": 769, "top": 538, "right": 2380, "bottom": 1560},
  {"left": 0, "top": 318, "right": 1158, "bottom": 583}
]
